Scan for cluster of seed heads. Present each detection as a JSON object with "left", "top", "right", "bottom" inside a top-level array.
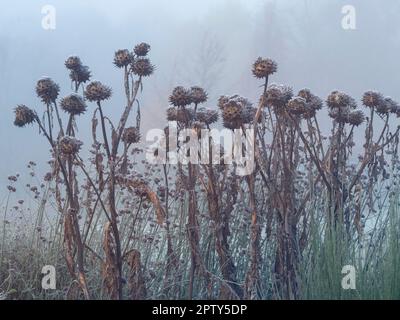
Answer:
[
  {"left": 65, "top": 56, "right": 91, "bottom": 85},
  {"left": 218, "top": 95, "right": 255, "bottom": 129},
  {"left": 113, "top": 43, "right": 154, "bottom": 77}
]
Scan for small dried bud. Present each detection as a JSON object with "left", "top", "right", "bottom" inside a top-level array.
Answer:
[
  {"left": 60, "top": 94, "right": 87, "bottom": 115},
  {"left": 347, "top": 110, "right": 365, "bottom": 126},
  {"left": 252, "top": 57, "right": 277, "bottom": 78},
  {"left": 14, "top": 105, "right": 36, "bottom": 127},
  {"left": 84, "top": 81, "right": 112, "bottom": 102}
]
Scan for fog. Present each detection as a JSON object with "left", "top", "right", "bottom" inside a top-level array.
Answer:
[{"left": 1, "top": 0, "right": 400, "bottom": 193}]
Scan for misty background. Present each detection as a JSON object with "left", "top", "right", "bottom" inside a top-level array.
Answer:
[{"left": 1, "top": 0, "right": 400, "bottom": 195}]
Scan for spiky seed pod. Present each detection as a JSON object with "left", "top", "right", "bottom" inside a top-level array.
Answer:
[
  {"left": 327, "top": 91, "right": 356, "bottom": 110},
  {"left": 166, "top": 106, "right": 195, "bottom": 124},
  {"left": 132, "top": 58, "right": 154, "bottom": 77},
  {"left": 36, "top": 78, "right": 60, "bottom": 104},
  {"left": 59, "top": 136, "right": 83, "bottom": 155},
  {"left": 219, "top": 95, "right": 253, "bottom": 128},
  {"left": 347, "top": 110, "right": 365, "bottom": 126},
  {"left": 14, "top": 105, "right": 36, "bottom": 127},
  {"left": 195, "top": 108, "right": 219, "bottom": 125},
  {"left": 70, "top": 65, "right": 91, "bottom": 84},
  {"left": 134, "top": 43, "right": 151, "bottom": 56},
  {"left": 169, "top": 86, "right": 192, "bottom": 107},
  {"left": 298, "top": 89, "right": 312, "bottom": 102},
  {"left": 287, "top": 97, "right": 308, "bottom": 115},
  {"left": 252, "top": 57, "right": 277, "bottom": 78},
  {"left": 362, "top": 91, "right": 384, "bottom": 108},
  {"left": 65, "top": 56, "right": 82, "bottom": 71},
  {"left": 328, "top": 106, "right": 351, "bottom": 123},
  {"left": 264, "top": 84, "right": 293, "bottom": 110},
  {"left": 60, "top": 94, "right": 87, "bottom": 116},
  {"left": 122, "top": 127, "right": 141, "bottom": 144},
  {"left": 114, "top": 49, "right": 133, "bottom": 68},
  {"left": 84, "top": 81, "right": 112, "bottom": 102},
  {"left": 190, "top": 86, "right": 208, "bottom": 104}
]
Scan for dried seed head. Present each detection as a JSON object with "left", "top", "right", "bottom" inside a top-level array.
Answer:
[
  {"left": 70, "top": 65, "right": 91, "bottom": 84},
  {"left": 169, "top": 86, "right": 192, "bottom": 107},
  {"left": 60, "top": 94, "right": 87, "bottom": 116},
  {"left": 84, "top": 81, "right": 112, "bottom": 102},
  {"left": 327, "top": 91, "right": 356, "bottom": 110},
  {"left": 114, "top": 49, "right": 133, "bottom": 68},
  {"left": 195, "top": 108, "right": 219, "bottom": 125},
  {"left": 218, "top": 95, "right": 252, "bottom": 129},
  {"left": 166, "top": 106, "right": 195, "bottom": 124},
  {"left": 65, "top": 56, "right": 82, "bottom": 71},
  {"left": 36, "top": 78, "right": 60, "bottom": 104},
  {"left": 375, "top": 100, "right": 390, "bottom": 115},
  {"left": 252, "top": 57, "right": 277, "bottom": 78},
  {"left": 362, "top": 91, "right": 384, "bottom": 108},
  {"left": 190, "top": 86, "right": 208, "bottom": 104},
  {"left": 14, "top": 105, "right": 36, "bottom": 127},
  {"left": 347, "top": 110, "right": 365, "bottom": 126},
  {"left": 132, "top": 58, "right": 154, "bottom": 77},
  {"left": 59, "top": 136, "right": 83, "bottom": 155},
  {"left": 329, "top": 106, "right": 352, "bottom": 123},
  {"left": 384, "top": 97, "right": 400, "bottom": 115},
  {"left": 264, "top": 84, "right": 293, "bottom": 110},
  {"left": 134, "top": 43, "right": 151, "bottom": 56},
  {"left": 122, "top": 127, "right": 141, "bottom": 144},
  {"left": 287, "top": 97, "right": 308, "bottom": 116}
]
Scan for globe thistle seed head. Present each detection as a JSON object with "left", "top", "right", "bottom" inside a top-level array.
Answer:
[
  {"left": 122, "top": 127, "right": 141, "bottom": 144},
  {"left": 362, "top": 91, "right": 384, "bottom": 108},
  {"left": 218, "top": 95, "right": 253, "bottom": 128},
  {"left": 60, "top": 94, "right": 87, "bottom": 116},
  {"left": 384, "top": 97, "right": 400, "bottom": 114},
  {"left": 134, "top": 43, "right": 151, "bottom": 56},
  {"left": 84, "top": 81, "right": 112, "bottom": 102},
  {"left": 327, "top": 91, "right": 356, "bottom": 110},
  {"left": 36, "top": 78, "right": 60, "bottom": 104},
  {"left": 65, "top": 56, "right": 82, "bottom": 71},
  {"left": 375, "top": 100, "right": 390, "bottom": 115},
  {"left": 328, "top": 106, "right": 351, "bottom": 124},
  {"left": 264, "top": 84, "right": 293, "bottom": 110},
  {"left": 14, "top": 105, "right": 36, "bottom": 127},
  {"left": 195, "top": 108, "right": 219, "bottom": 125},
  {"left": 70, "top": 65, "right": 91, "bottom": 84},
  {"left": 347, "top": 110, "right": 365, "bottom": 126},
  {"left": 59, "top": 136, "right": 83, "bottom": 155},
  {"left": 242, "top": 106, "right": 257, "bottom": 124},
  {"left": 169, "top": 86, "right": 192, "bottom": 107},
  {"left": 190, "top": 86, "right": 208, "bottom": 104},
  {"left": 132, "top": 58, "right": 154, "bottom": 77},
  {"left": 252, "top": 57, "right": 277, "bottom": 78},
  {"left": 166, "top": 106, "right": 195, "bottom": 125},
  {"left": 287, "top": 97, "right": 308, "bottom": 116},
  {"left": 114, "top": 49, "right": 133, "bottom": 68}
]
